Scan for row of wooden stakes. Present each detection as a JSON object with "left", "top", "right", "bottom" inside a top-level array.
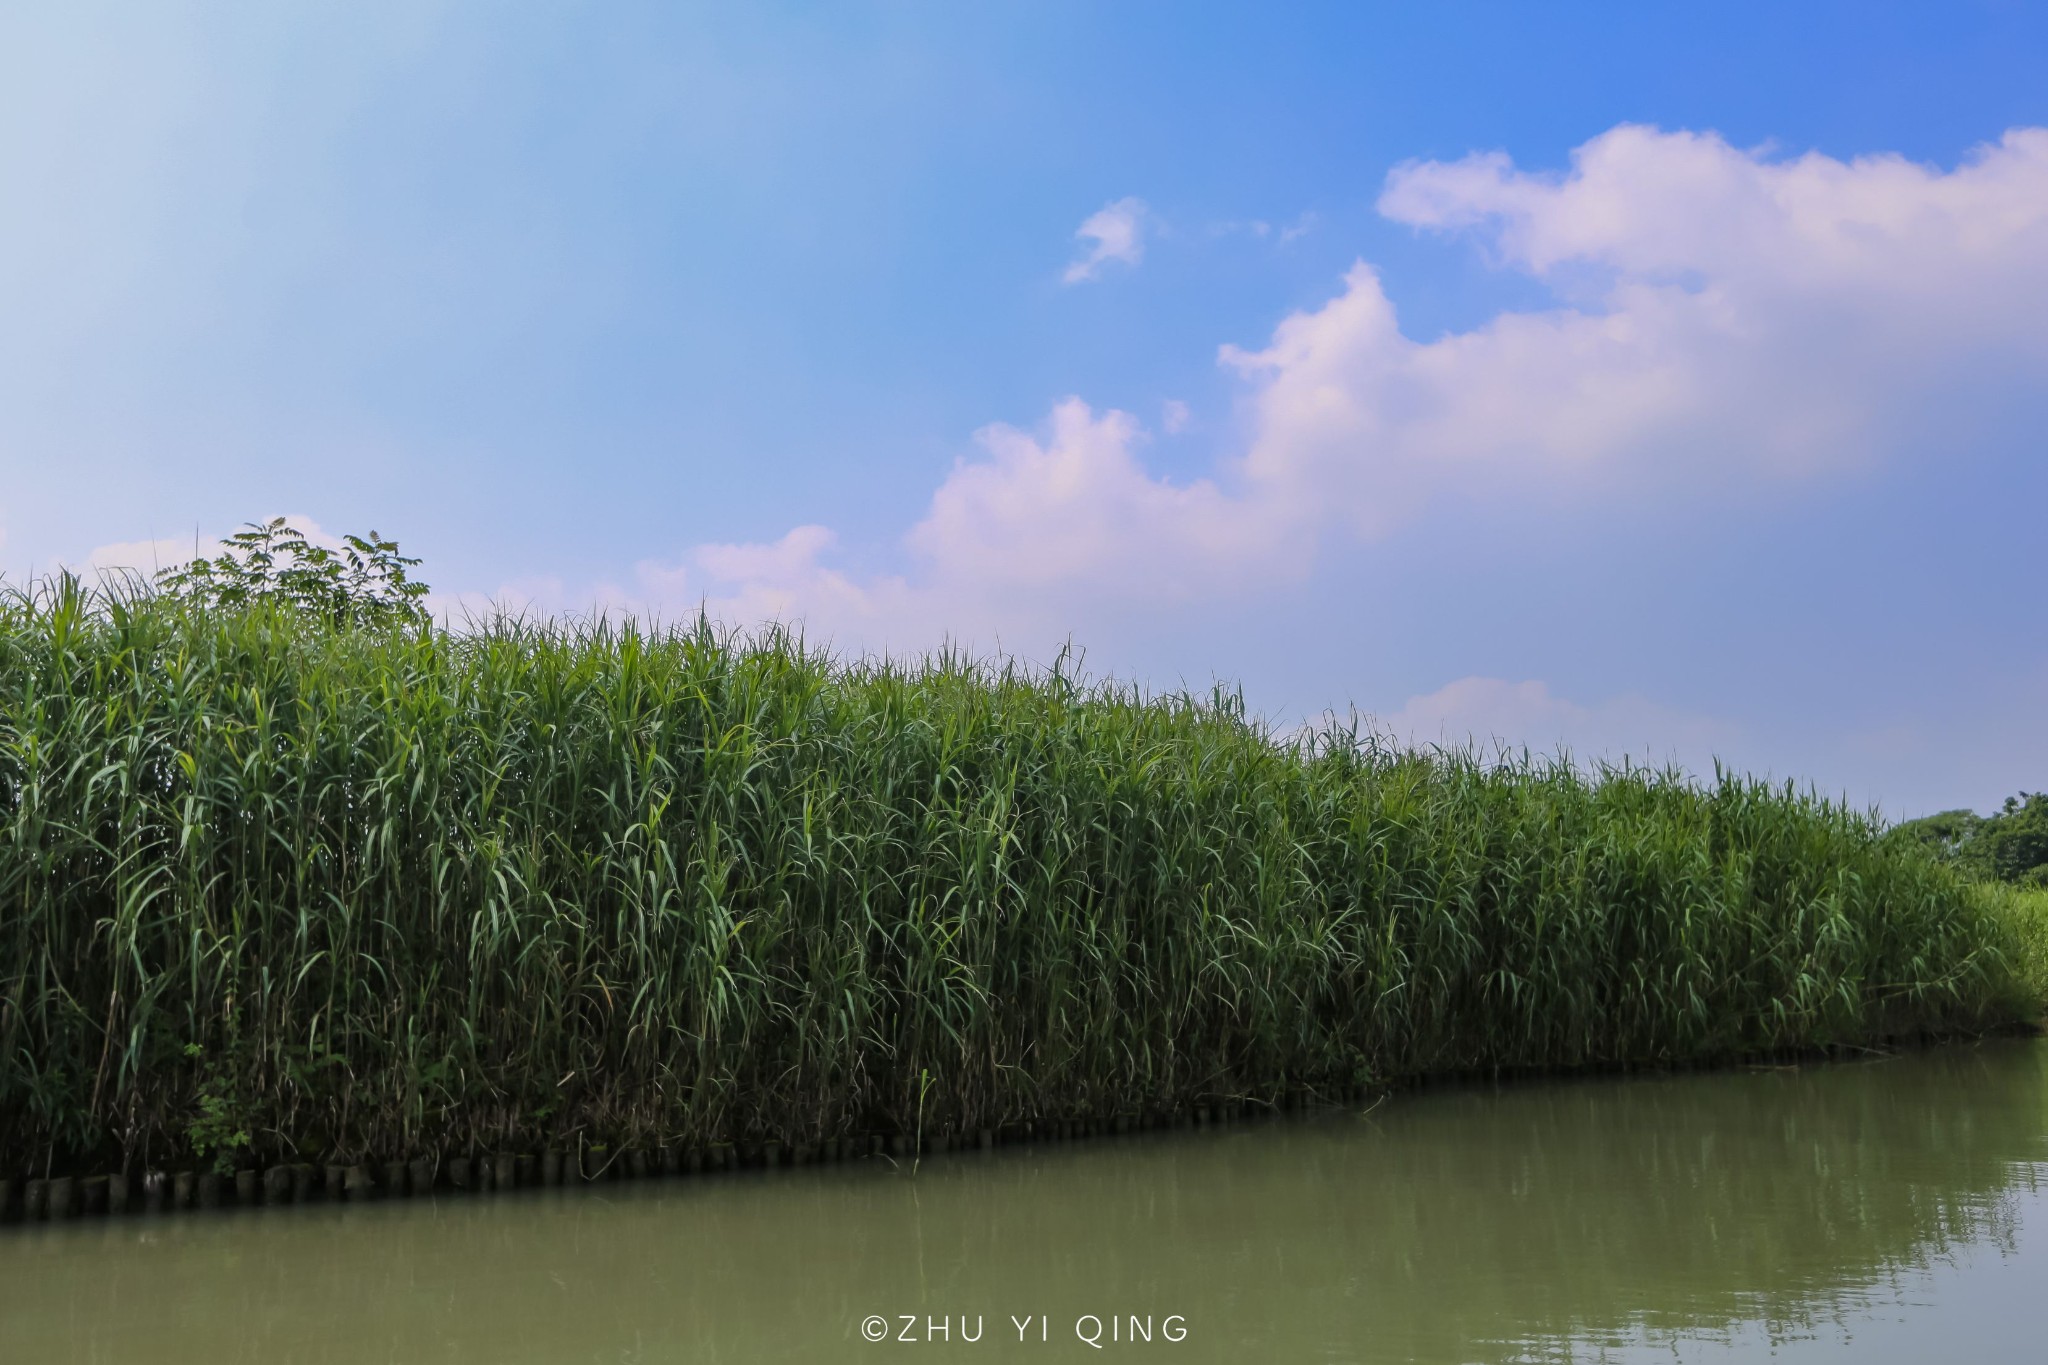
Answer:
[{"left": 0, "top": 1099, "right": 1283, "bottom": 1225}]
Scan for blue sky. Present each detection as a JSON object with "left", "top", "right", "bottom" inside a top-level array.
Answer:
[{"left": 4, "top": 2, "right": 2046, "bottom": 817}]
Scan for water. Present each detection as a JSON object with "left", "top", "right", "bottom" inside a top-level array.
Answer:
[{"left": 3, "top": 1039, "right": 2044, "bottom": 1363}]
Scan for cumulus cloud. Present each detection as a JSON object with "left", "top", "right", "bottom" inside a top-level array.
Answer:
[
  {"left": 1160, "top": 398, "right": 1191, "bottom": 434},
  {"left": 1375, "top": 677, "right": 1747, "bottom": 777},
  {"left": 903, "top": 398, "right": 1298, "bottom": 600},
  {"left": 83, "top": 534, "right": 222, "bottom": 577},
  {"left": 668, "top": 525, "right": 907, "bottom": 632},
  {"left": 504, "top": 526, "right": 917, "bottom": 654},
  {"left": 694, "top": 125, "right": 2048, "bottom": 634},
  {"left": 611, "top": 402, "right": 1296, "bottom": 652},
  {"left": 1214, "top": 127, "right": 2048, "bottom": 542},
  {"left": 493, "top": 396, "right": 1293, "bottom": 653},
  {"left": 1373, "top": 668, "right": 2048, "bottom": 816},
  {"left": 509, "top": 125, "right": 2048, "bottom": 660},
  {"left": 1063, "top": 196, "right": 1149, "bottom": 284},
  {"left": 79, "top": 514, "right": 341, "bottom": 581}
]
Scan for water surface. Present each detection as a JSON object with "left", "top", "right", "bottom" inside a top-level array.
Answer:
[{"left": 3, "top": 1039, "right": 2044, "bottom": 1363}]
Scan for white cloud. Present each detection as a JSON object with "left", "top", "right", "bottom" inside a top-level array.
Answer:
[
  {"left": 1063, "top": 196, "right": 1149, "bottom": 284},
  {"left": 1220, "top": 127, "right": 2048, "bottom": 541},
  {"left": 1160, "top": 398, "right": 1192, "bottom": 434},
  {"left": 678, "top": 525, "right": 906, "bottom": 632},
  {"left": 1375, "top": 677, "right": 1746, "bottom": 777},
  {"left": 524, "top": 126, "right": 2048, "bottom": 662},
  {"left": 1019, "top": 127, "right": 2048, "bottom": 598},
  {"left": 83, "top": 534, "right": 222, "bottom": 578},
  {"left": 1368, "top": 667, "right": 2048, "bottom": 818},
  {"left": 595, "top": 401, "right": 1301, "bottom": 654},
  {"left": 79, "top": 514, "right": 342, "bottom": 582},
  {"left": 903, "top": 398, "right": 1299, "bottom": 602},
  {"left": 509, "top": 526, "right": 918, "bottom": 654}
]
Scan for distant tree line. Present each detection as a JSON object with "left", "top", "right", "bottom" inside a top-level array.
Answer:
[{"left": 1889, "top": 794, "right": 2048, "bottom": 889}]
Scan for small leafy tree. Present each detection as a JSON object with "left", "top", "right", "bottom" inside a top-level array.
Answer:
[{"left": 158, "top": 518, "right": 430, "bottom": 628}]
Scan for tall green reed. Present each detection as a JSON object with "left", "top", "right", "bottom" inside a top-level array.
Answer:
[{"left": 0, "top": 578, "right": 2033, "bottom": 1176}]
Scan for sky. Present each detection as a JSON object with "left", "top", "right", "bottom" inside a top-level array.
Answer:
[{"left": 3, "top": 1, "right": 2046, "bottom": 819}]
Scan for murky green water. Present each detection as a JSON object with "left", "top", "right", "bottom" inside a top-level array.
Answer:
[{"left": 3, "top": 1040, "right": 2044, "bottom": 1363}]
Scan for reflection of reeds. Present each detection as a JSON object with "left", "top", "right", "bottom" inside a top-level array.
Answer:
[
  {"left": 879, "top": 1042, "right": 2048, "bottom": 1365},
  {"left": 1297, "top": 1044, "right": 2047, "bottom": 1361},
  {"left": 0, "top": 578, "right": 2036, "bottom": 1177}
]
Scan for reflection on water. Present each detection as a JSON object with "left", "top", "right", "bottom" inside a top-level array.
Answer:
[{"left": 2, "top": 1040, "right": 2043, "bottom": 1364}]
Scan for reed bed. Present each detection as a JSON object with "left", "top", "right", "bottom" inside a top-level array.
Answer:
[{"left": 0, "top": 577, "right": 2036, "bottom": 1182}]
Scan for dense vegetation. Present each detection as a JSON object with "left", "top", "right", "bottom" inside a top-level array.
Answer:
[
  {"left": 1890, "top": 793, "right": 2048, "bottom": 888},
  {"left": 0, "top": 568, "right": 2040, "bottom": 1182}
]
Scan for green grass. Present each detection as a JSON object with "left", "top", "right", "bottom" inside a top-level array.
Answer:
[{"left": 1, "top": 577, "right": 2038, "bottom": 1178}]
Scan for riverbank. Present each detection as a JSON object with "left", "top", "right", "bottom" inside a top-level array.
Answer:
[
  {"left": 6, "top": 1037, "right": 2046, "bottom": 1364},
  {"left": 3, "top": 582, "right": 2042, "bottom": 1207}
]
